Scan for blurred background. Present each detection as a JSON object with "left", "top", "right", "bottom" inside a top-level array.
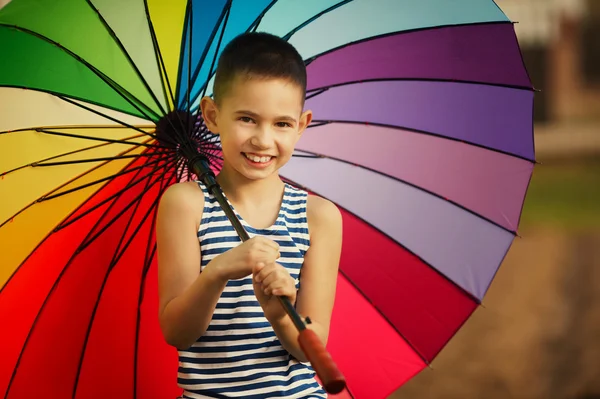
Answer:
[
  {"left": 1, "top": 0, "right": 597, "bottom": 397},
  {"left": 393, "top": 0, "right": 600, "bottom": 398}
]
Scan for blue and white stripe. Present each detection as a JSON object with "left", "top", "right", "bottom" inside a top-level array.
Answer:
[{"left": 177, "top": 181, "right": 326, "bottom": 398}]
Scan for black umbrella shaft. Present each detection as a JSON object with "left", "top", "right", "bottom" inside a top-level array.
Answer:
[{"left": 189, "top": 157, "right": 307, "bottom": 333}]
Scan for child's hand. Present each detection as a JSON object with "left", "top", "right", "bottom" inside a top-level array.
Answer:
[
  {"left": 211, "top": 236, "right": 280, "bottom": 281},
  {"left": 252, "top": 262, "right": 297, "bottom": 323}
]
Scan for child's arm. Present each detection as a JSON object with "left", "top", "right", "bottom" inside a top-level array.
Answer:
[
  {"left": 157, "top": 182, "right": 281, "bottom": 350},
  {"left": 156, "top": 182, "right": 227, "bottom": 350},
  {"left": 255, "top": 195, "right": 342, "bottom": 362}
]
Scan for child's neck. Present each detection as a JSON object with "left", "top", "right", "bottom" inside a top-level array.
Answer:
[{"left": 216, "top": 165, "right": 285, "bottom": 209}]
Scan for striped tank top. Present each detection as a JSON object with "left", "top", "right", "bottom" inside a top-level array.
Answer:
[{"left": 177, "top": 180, "right": 327, "bottom": 398}]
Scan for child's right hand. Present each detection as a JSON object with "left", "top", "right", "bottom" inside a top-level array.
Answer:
[{"left": 210, "top": 236, "right": 280, "bottom": 281}]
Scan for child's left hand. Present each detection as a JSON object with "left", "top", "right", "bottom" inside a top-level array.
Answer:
[{"left": 252, "top": 262, "right": 297, "bottom": 323}]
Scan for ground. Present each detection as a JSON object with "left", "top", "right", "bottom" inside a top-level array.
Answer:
[{"left": 390, "top": 156, "right": 600, "bottom": 399}]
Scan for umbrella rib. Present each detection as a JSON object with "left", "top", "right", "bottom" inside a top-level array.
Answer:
[
  {"left": 248, "top": 0, "right": 282, "bottom": 33},
  {"left": 491, "top": 0, "right": 508, "bottom": 16},
  {"left": 0, "top": 24, "right": 162, "bottom": 122},
  {"left": 34, "top": 151, "right": 171, "bottom": 167},
  {"left": 56, "top": 155, "right": 178, "bottom": 231},
  {"left": 280, "top": 0, "right": 352, "bottom": 41},
  {"left": 335, "top": 267, "right": 432, "bottom": 366},
  {"left": 35, "top": 128, "right": 160, "bottom": 148},
  {"left": 305, "top": 77, "right": 535, "bottom": 93},
  {"left": 57, "top": 95, "right": 161, "bottom": 139},
  {"left": 193, "top": 139, "right": 224, "bottom": 176},
  {"left": 291, "top": 149, "right": 520, "bottom": 235},
  {"left": 174, "top": 0, "right": 189, "bottom": 107},
  {"left": 0, "top": 86, "right": 159, "bottom": 136},
  {"left": 176, "top": 155, "right": 188, "bottom": 183},
  {"left": 2, "top": 152, "right": 170, "bottom": 183},
  {"left": 139, "top": 0, "right": 190, "bottom": 144},
  {"left": 141, "top": 0, "right": 171, "bottom": 112},
  {"left": 71, "top": 163, "right": 171, "bottom": 399},
  {"left": 303, "top": 21, "right": 520, "bottom": 67},
  {"left": 305, "top": 88, "right": 327, "bottom": 100},
  {"left": 143, "top": 0, "right": 177, "bottom": 111},
  {"left": 290, "top": 153, "right": 322, "bottom": 158},
  {"left": 84, "top": 0, "right": 168, "bottom": 117},
  {"left": 135, "top": 242, "right": 159, "bottom": 398},
  {"left": 134, "top": 167, "right": 177, "bottom": 399},
  {"left": 183, "top": 0, "right": 232, "bottom": 103},
  {"left": 133, "top": 162, "right": 183, "bottom": 398},
  {"left": 1, "top": 151, "right": 158, "bottom": 398},
  {"left": 187, "top": 0, "right": 193, "bottom": 118},
  {"left": 194, "top": 126, "right": 218, "bottom": 141},
  {"left": 3, "top": 124, "right": 154, "bottom": 134},
  {"left": 515, "top": 160, "right": 535, "bottom": 234},
  {"left": 309, "top": 120, "right": 536, "bottom": 163},
  {"left": 40, "top": 153, "right": 173, "bottom": 203},
  {"left": 0, "top": 141, "right": 157, "bottom": 228},
  {"left": 0, "top": 132, "right": 148, "bottom": 177},
  {"left": 174, "top": 0, "right": 194, "bottom": 112},
  {"left": 197, "top": 1, "right": 232, "bottom": 104}
]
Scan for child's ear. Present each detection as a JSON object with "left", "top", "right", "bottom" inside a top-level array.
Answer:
[
  {"left": 200, "top": 96, "right": 220, "bottom": 134},
  {"left": 297, "top": 109, "right": 313, "bottom": 135}
]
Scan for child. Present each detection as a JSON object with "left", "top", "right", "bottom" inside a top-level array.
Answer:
[{"left": 156, "top": 32, "right": 343, "bottom": 398}]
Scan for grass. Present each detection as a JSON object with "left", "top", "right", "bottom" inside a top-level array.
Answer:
[{"left": 519, "top": 157, "right": 600, "bottom": 231}]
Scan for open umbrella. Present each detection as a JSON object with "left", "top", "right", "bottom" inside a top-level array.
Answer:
[{"left": 0, "top": 0, "right": 535, "bottom": 398}]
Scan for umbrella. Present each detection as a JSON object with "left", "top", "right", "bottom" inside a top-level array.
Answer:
[{"left": 0, "top": 0, "right": 535, "bottom": 398}]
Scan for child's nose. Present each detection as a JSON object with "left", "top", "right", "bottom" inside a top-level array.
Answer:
[{"left": 250, "top": 127, "right": 273, "bottom": 148}]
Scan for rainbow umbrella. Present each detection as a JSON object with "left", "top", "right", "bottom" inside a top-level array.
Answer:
[{"left": 0, "top": 0, "right": 535, "bottom": 398}]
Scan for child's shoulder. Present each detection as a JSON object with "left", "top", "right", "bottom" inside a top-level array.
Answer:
[
  {"left": 159, "top": 181, "right": 205, "bottom": 221},
  {"left": 161, "top": 180, "right": 204, "bottom": 201},
  {"left": 306, "top": 194, "right": 342, "bottom": 230}
]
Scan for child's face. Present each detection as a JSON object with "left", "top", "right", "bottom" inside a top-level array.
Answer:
[{"left": 202, "top": 75, "right": 312, "bottom": 181}]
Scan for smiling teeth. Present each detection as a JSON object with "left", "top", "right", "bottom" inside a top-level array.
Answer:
[{"left": 245, "top": 153, "right": 271, "bottom": 163}]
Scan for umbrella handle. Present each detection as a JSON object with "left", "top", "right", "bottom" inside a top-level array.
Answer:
[
  {"left": 191, "top": 158, "right": 346, "bottom": 394},
  {"left": 298, "top": 328, "right": 347, "bottom": 394}
]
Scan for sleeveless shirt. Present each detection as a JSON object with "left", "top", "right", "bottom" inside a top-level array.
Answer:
[{"left": 177, "top": 181, "right": 327, "bottom": 398}]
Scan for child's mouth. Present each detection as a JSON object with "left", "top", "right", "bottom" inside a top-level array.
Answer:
[{"left": 243, "top": 153, "right": 274, "bottom": 164}]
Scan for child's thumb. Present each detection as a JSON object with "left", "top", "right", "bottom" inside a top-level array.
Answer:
[{"left": 253, "top": 262, "right": 265, "bottom": 275}]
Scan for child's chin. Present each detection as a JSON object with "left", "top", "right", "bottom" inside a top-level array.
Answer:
[
  {"left": 235, "top": 165, "right": 274, "bottom": 180},
  {"left": 246, "top": 170, "right": 275, "bottom": 180}
]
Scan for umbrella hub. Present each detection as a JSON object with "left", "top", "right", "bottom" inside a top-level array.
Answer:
[
  {"left": 155, "top": 110, "right": 200, "bottom": 149},
  {"left": 155, "top": 110, "right": 221, "bottom": 179}
]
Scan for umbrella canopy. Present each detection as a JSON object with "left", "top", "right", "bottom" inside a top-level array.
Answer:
[{"left": 0, "top": 1, "right": 535, "bottom": 398}]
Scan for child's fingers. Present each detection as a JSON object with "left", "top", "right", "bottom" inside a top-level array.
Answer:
[
  {"left": 257, "top": 267, "right": 295, "bottom": 296},
  {"left": 269, "top": 279, "right": 296, "bottom": 297},
  {"left": 254, "top": 245, "right": 280, "bottom": 263},
  {"left": 253, "top": 262, "right": 265, "bottom": 276},
  {"left": 263, "top": 279, "right": 286, "bottom": 296},
  {"left": 254, "top": 236, "right": 280, "bottom": 252},
  {"left": 257, "top": 267, "right": 280, "bottom": 287},
  {"left": 263, "top": 241, "right": 281, "bottom": 260},
  {"left": 253, "top": 261, "right": 278, "bottom": 281}
]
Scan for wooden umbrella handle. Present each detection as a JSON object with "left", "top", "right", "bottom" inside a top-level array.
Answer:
[{"left": 298, "top": 328, "right": 346, "bottom": 394}]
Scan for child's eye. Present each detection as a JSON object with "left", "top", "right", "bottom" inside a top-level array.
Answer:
[
  {"left": 239, "top": 116, "right": 254, "bottom": 123},
  {"left": 276, "top": 122, "right": 292, "bottom": 128}
]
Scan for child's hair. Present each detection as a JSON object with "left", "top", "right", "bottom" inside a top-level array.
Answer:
[{"left": 213, "top": 32, "right": 307, "bottom": 105}]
